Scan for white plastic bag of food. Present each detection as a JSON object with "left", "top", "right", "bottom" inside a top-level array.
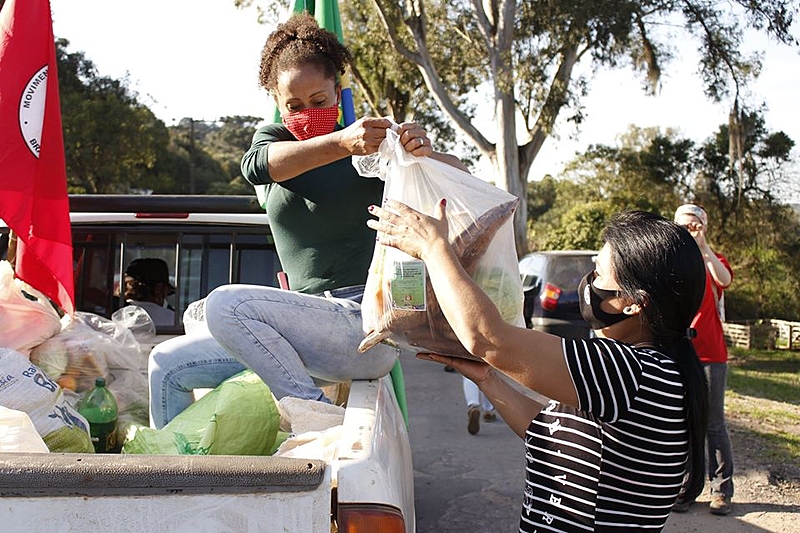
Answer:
[
  {"left": 0, "top": 348, "right": 93, "bottom": 453},
  {"left": 356, "top": 126, "right": 524, "bottom": 360},
  {"left": 30, "top": 311, "right": 150, "bottom": 428},
  {"left": 29, "top": 313, "right": 111, "bottom": 393},
  {"left": 0, "top": 260, "right": 62, "bottom": 357}
]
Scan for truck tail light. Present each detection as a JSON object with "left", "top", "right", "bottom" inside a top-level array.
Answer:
[
  {"left": 337, "top": 503, "right": 405, "bottom": 533},
  {"left": 540, "top": 282, "right": 562, "bottom": 311}
]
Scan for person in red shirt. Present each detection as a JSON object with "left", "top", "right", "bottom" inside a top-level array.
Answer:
[{"left": 672, "top": 203, "right": 735, "bottom": 516}]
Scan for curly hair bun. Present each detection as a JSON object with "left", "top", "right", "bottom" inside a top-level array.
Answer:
[{"left": 258, "top": 12, "right": 353, "bottom": 92}]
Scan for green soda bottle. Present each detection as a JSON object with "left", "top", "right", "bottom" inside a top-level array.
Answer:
[{"left": 77, "top": 377, "right": 119, "bottom": 453}]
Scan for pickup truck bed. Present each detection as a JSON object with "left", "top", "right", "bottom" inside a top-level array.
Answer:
[
  {"left": 1, "top": 454, "right": 332, "bottom": 531},
  {"left": 0, "top": 195, "right": 415, "bottom": 532},
  {"left": 0, "top": 373, "right": 413, "bottom": 532}
]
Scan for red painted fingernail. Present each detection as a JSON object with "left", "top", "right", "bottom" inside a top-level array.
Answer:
[
  {"left": 368, "top": 205, "right": 375, "bottom": 212},
  {"left": 440, "top": 198, "right": 447, "bottom": 206}
]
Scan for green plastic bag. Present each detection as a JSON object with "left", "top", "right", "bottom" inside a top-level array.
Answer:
[{"left": 122, "top": 370, "right": 281, "bottom": 455}]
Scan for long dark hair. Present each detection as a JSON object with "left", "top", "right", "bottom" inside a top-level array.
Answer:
[{"left": 603, "top": 210, "right": 709, "bottom": 501}]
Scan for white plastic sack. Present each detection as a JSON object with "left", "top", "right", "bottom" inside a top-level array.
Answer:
[
  {"left": 30, "top": 311, "right": 150, "bottom": 428},
  {"left": 0, "top": 260, "right": 62, "bottom": 356},
  {"left": 182, "top": 297, "right": 208, "bottom": 335},
  {"left": 30, "top": 313, "right": 111, "bottom": 393},
  {"left": 277, "top": 396, "right": 345, "bottom": 436},
  {"left": 0, "top": 348, "right": 93, "bottom": 453},
  {"left": 111, "top": 305, "right": 157, "bottom": 351},
  {"left": 356, "top": 127, "right": 524, "bottom": 360},
  {"left": 0, "top": 406, "right": 50, "bottom": 453}
]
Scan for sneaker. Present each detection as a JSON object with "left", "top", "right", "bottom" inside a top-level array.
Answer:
[
  {"left": 483, "top": 411, "right": 497, "bottom": 422},
  {"left": 709, "top": 495, "right": 732, "bottom": 515},
  {"left": 672, "top": 497, "right": 694, "bottom": 513},
  {"left": 467, "top": 405, "right": 480, "bottom": 435}
]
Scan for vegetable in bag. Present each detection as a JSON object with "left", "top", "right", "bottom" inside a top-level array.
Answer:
[{"left": 357, "top": 127, "right": 524, "bottom": 360}]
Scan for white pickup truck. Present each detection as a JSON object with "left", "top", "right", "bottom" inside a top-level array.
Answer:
[{"left": 0, "top": 194, "right": 415, "bottom": 533}]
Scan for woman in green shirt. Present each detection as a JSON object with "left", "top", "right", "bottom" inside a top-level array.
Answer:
[{"left": 148, "top": 13, "right": 465, "bottom": 425}]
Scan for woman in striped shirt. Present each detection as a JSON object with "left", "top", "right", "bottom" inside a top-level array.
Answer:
[{"left": 368, "top": 203, "right": 708, "bottom": 532}]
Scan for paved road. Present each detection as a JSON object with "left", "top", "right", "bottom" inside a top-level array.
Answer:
[
  {"left": 403, "top": 351, "right": 794, "bottom": 533},
  {"left": 403, "top": 352, "right": 523, "bottom": 533}
]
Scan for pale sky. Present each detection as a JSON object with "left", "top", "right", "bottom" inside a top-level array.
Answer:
[{"left": 49, "top": 0, "right": 799, "bottom": 185}]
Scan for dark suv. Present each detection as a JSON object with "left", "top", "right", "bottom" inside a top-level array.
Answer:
[{"left": 518, "top": 250, "right": 598, "bottom": 339}]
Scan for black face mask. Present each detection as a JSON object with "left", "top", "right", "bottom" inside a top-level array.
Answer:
[{"left": 578, "top": 271, "right": 630, "bottom": 330}]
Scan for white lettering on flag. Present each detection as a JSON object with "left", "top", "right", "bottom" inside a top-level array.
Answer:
[{"left": 18, "top": 65, "right": 48, "bottom": 158}]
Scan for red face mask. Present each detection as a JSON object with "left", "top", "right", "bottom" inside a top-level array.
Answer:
[{"left": 282, "top": 104, "right": 340, "bottom": 140}]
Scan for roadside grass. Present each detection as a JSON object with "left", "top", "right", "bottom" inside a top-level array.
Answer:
[
  {"left": 726, "top": 347, "right": 800, "bottom": 469},
  {"left": 727, "top": 347, "right": 800, "bottom": 404}
]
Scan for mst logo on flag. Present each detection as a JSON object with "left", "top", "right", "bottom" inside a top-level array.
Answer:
[
  {"left": 20, "top": 65, "right": 50, "bottom": 158},
  {"left": 0, "top": 0, "right": 74, "bottom": 314}
]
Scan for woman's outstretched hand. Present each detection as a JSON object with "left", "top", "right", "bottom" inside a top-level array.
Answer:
[
  {"left": 366, "top": 198, "right": 450, "bottom": 261},
  {"left": 416, "top": 353, "right": 493, "bottom": 384}
]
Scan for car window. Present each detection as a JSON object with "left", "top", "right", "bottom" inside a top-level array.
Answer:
[
  {"left": 73, "top": 231, "right": 116, "bottom": 316},
  {"left": 73, "top": 227, "right": 280, "bottom": 333},
  {"left": 548, "top": 256, "right": 596, "bottom": 293},
  {"left": 519, "top": 253, "right": 546, "bottom": 291}
]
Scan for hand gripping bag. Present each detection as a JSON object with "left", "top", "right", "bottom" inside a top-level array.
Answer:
[{"left": 356, "top": 127, "right": 524, "bottom": 360}]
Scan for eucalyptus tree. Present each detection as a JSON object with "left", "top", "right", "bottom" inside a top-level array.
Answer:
[
  {"left": 695, "top": 109, "right": 797, "bottom": 217},
  {"left": 366, "top": 0, "right": 797, "bottom": 253},
  {"left": 235, "top": 0, "right": 797, "bottom": 254}
]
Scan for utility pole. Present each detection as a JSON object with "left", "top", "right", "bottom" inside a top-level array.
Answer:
[{"left": 188, "top": 118, "right": 195, "bottom": 194}]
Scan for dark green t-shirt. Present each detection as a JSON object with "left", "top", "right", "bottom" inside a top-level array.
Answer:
[{"left": 241, "top": 123, "right": 384, "bottom": 294}]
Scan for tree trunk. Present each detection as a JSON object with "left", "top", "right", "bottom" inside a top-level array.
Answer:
[{"left": 493, "top": 92, "right": 526, "bottom": 257}]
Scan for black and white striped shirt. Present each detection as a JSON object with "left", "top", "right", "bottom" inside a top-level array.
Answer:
[{"left": 519, "top": 338, "right": 688, "bottom": 532}]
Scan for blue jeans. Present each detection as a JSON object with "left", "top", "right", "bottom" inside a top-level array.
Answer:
[
  {"left": 148, "top": 285, "right": 399, "bottom": 429},
  {"left": 706, "top": 362, "right": 735, "bottom": 498},
  {"left": 148, "top": 327, "right": 245, "bottom": 429}
]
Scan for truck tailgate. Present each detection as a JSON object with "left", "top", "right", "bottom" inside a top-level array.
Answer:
[{"left": 0, "top": 453, "right": 331, "bottom": 532}]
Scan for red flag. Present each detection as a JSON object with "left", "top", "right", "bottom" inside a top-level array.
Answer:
[{"left": 0, "top": 0, "right": 74, "bottom": 314}]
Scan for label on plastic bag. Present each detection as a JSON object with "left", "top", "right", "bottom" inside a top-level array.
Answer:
[{"left": 389, "top": 260, "right": 426, "bottom": 311}]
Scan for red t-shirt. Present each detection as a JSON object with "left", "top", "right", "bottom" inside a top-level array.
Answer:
[{"left": 690, "top": 254, "right": 732, "bottom": 363}]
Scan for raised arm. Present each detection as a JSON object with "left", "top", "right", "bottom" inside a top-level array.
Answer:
[
  {"left": 265, "top": 117, "right": 392, "bottom": 181},
  {"left": 242, "top": 119, "right": 466, "bottom": 184},
  {"left": 367, "top": 199, "right": 578, "bottom": 407},
  {"left": 701, "top": 245, "right": 732, "bottom": 289}
]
